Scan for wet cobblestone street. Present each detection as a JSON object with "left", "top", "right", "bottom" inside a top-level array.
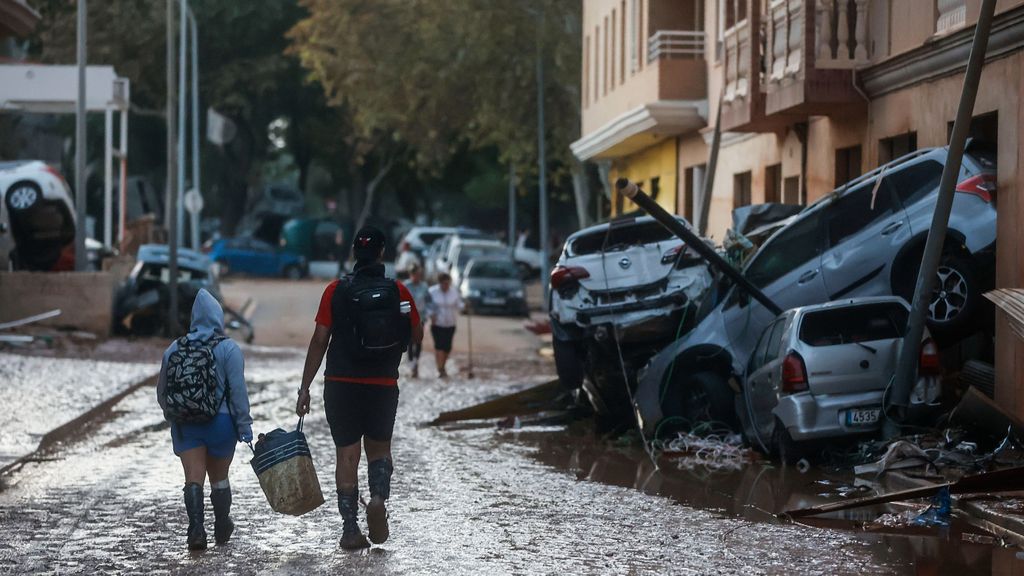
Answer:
[{"left": 0, "top": 348, "right": 1015, "bottom": 575}]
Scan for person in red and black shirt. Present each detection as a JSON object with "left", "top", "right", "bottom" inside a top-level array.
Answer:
[{"left": 296, "top": 226, "right": 423, "bottom": 550}]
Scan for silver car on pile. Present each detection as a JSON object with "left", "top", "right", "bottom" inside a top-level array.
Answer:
[{"left": 738, "top": 296, "right": 941, "bottom": 461}]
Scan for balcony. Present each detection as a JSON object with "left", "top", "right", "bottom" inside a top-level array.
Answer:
[{"left": 647, "top": 30, "right": 704, "bottom": 61}]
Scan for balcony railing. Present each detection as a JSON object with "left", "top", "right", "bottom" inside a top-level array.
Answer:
[
  {"left": 766, "top": 0, "right": 804, "bottom": 83},
  {"left": 647, "top": 30, "right": 705, "bottom": 61},
  {"left": 723, "top": 20, "right": 751, "bottom": 103},
  {"left": 815, "top": 0, "right": 871, "bottom": 68}
]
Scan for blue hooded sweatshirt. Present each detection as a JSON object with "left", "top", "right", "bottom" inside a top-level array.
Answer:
[{"left": 156, "top": 288, "right": 253, "bottom": 441}]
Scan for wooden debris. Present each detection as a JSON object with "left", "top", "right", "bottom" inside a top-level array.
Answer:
[
  {"left": 985, "top": 289, "right": 1024, "bottom": 342},
  {"left": 430, "top": 379, "right": 562, "bottom": 425}
]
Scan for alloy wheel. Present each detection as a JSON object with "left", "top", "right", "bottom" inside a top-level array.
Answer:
[
  {"left": 8, "top": 186, "right": 38, "bottom": 210},
  {"left": 929, "top": 265, "right": 969, "bottom": 322}
]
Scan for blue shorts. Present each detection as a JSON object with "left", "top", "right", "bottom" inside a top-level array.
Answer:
[{"left": 170, "top": 412, "right": 238, "bottom": 458}]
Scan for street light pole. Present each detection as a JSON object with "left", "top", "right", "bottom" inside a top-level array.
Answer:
[
  {"left": 189, "top": 9, "right": 201, "bottom": 250},
  {"left": 166, "top": 0, "right": 180, "bottom": 335},
  {"left": 177, "top": 0, "right": 188, "bottom": 249},
  {"left": 508, "top": 163, "right": 516, "bottom": 253},
  {"left": 536, "top": 8, "right": 549, "bottom": 309},
  {"left": 74, "top": 0, "right": 87, "bottom": 271}
]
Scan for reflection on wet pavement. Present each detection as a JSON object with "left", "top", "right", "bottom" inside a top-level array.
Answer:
[{"left": 0, "top": 350, "right": 1020, "bottom": 575}]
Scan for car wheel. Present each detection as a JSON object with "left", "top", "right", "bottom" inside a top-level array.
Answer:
[
  {"left": 5, "top": 181, "right": 41, "bottom": 212},
  {"left": 552, "top": 336, "right": 586, "bottom": 391},
  {"left": 676, "top": 371, "right": 737, "bottom": 431},
  {"left": 284, "top": 264, "right": 303, "bottom": 280},
  {"left": 897, "top": 253, "right": 980, "bottom": 341},
  {"left": 771, "top": 417, "right": 813, "bottom": 465}
]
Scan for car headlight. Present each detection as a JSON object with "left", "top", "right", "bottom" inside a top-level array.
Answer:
[
  {"left": 512, "top": 289, "right": 525, "bottom": 298},
  {"left": 465, "top": 289, "right": 481, "bottom": 297}
]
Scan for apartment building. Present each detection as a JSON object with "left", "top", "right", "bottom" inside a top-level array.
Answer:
[{"left": 574, "top": 0, "right": 1024, "bottom": 417}]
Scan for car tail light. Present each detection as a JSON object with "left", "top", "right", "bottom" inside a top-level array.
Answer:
[
  {"left": 919, "top": 338, "right": 941, "bottom": 375},
  {"left": 661, "top": 244, "right": 699, "bottom": 265},
  {"left": 956, "top": 174, "right": 996, "bottom": 203},
  {"left": 781, "top": 352, "right": 809, "bottom": 393},
  {"left": 42, "top": 164, "right": 69, "bottom": 187},
  {"left": 550, "top": 265, "right": 590, "bottom": 290}
]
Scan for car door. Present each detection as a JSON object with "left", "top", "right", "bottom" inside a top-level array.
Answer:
[
  {"left": 744, "top": 316, "right": 788, "bottom": 445},
  {"left": 722, "top": 210, "right": 828, "bottom": 368},
  {"left": 250, "top": 239, "right": 279, "bottom": 276},
  {"left": 819, "top": 176, "right": 911, "bottom": 300},
  {"left": 0, "top": 199, "right": 13, "bottom": 269}
]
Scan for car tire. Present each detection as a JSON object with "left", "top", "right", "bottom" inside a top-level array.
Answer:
[
  {"left": 5, "top": 181, "right": 41, "bottom": 212},
  {"left": 896, "top": 253, "right": 980, "bottom": 342},
  {"left": 284, "top": 264, "right": 303, "bottom": 280},
  {"left": 552, "top": 336, "right": 586, "bottom": 391},
  {"left": 771, "top": 417, "right": 814, "bottom": 465},
  {"left": 675, "top": 371, "right": 737, "bottom": 431}
]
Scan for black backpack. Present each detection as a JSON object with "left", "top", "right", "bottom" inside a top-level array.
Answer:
[
  {"left": 337, "top": 275, "right": 410, "bottom": 360},
  {"left": 162, "top": 335, "right": 227, "bottom": 423}
]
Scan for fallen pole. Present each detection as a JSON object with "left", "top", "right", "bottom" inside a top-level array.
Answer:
[
  {"left": 430, "top": 379, "right": 561, "bottom": 425},
  {"left": 0, "top": 309, "right": 61, "bottom": 331},
  {"left": 618, "top": 179, "right": 782, "bottom": 316},
  {"left": 781, "top": 465, "right": 1024, "bottom": 519}
]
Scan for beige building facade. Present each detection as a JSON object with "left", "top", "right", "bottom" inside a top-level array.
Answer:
[{"left": 574, "top": 0, "right": 1024, "bottom": 418}]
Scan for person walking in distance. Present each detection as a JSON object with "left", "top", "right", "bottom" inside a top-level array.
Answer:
[
  {"left": 296, "top": 226, "right": 423, "bottom": 549},
  {"left": 157, "top": 289, "right": 253, "bottom": 550},
  {"left": 428, "top": 272, "right": 463, "bottom": 378},
  {"left": 404, "top": 264, "right": 431, "bottom": 378}
]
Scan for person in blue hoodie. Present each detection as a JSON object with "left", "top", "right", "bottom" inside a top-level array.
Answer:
[{"left": 157, "top": 288, "right": 253, "bottom": 550}]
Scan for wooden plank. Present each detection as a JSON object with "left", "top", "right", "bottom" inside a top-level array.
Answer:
[{"left": 430, "top": 379, "right": 562, "bottom": 425}]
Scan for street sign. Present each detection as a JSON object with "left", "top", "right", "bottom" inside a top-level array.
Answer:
[{"left": 183, "top": 188, "right": 204, "bottom": 214}]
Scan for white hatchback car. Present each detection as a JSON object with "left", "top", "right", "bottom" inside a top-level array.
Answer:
[
  {"left": 739, "top": 296, "right": 941, "bottom": 462},
  {"left": 0, "top": 160, "right": 77, "bottom": 271}
]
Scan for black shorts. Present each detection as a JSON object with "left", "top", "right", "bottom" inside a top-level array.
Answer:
[
  {"left": 431, "top": 325, "right": 456, "bottom": 352},
  {"left": 323, "top": 383, "right": 400, "bottom": 447}
]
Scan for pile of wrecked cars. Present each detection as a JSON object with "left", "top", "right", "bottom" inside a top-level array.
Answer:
[{"left": 551, "top": 144, "right": 997, "bottom": 460}]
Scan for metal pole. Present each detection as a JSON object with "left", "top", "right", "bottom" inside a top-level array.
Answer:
[
  {"left": 176, "top": 0, "right": 187, "bottom": 248},
  {"left": 118, "top": 108, "right": 128, "bottom": 250},
  {"left": 189, "top": 9, "right": 201, "bottom": 250},
  {"left": 888, "top": 0, "right": 996, "bottom": 425},
  {"left": 103, "top": 108, "right": 112, "bottom": 247},
  {"left": 74, "top": 0, "right": 87, "bottom": 271},
  {"left": 698, "top": 94, "right": 722, "bottom": 236},
  {"left": 166, "top": 0, "right": 180, "bottom": 335},
  {"left": 508, "top": 163, "right": 516, "bottom": 253},
  {"left": 619, "top": 179, "right": 782, "bottom": 316},
  {"left": 536, "top": 9, "right": 549, "bottom": 308}
]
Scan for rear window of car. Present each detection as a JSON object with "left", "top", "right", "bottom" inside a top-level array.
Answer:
[
  {"left": 744, "top": 211, "right": 823, "bottom": 289},
  {"left": 570, "top": 220, "right": 680, "bottom": 255},
  {"left": 458, "top": 247, "right": 504, "bottom": 267},
  {"left": 420, "top": 232, "right": 447, "bottom": 245},
  {"left": 468, "top": 261, "right": 518, "bottom": 279},
  {"left": 886, "top": 160, "right": 943, "bottom": 207},
  {"left": 799, "top": 302, "right": 909, "bottom": 346}
]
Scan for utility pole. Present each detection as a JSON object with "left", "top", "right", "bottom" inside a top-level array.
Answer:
[
  {"left": 189, "top": 9, "right": 201, "bottom": 250},
  {"left": 536, "top": 8, "right": 549, "bottom": 308},
  {"left": 508, "top": 163, "right": 516, "bottom": 254},
  {"left": 177, "top": 0, "right": 188, "bottom": 249},
  {"left": 166, "top": 0, "right": 180, "bottom": 335},
  {"left": 887, "top": 0, "right": 996, "bottom": 434},
  {"left": 74, "top": 0, "right": 87, "bottom": 271}
]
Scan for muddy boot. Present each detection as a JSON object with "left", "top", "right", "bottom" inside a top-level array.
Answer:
[
  {"left": 366, "top": 458, "right": 393, "bottom": 544},
  {"left": 210, "top": 482, "right": 234, "bottom": 545},
  {"left": 338, "top": 489, "right": 370, "bottom": 550},
  {"left": 183, "top": 482, "right": 207, "bottom": 551}
]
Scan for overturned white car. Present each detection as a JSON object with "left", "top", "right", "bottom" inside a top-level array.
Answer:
[{"left": 549, "top": 215, "right": 714, "bottom": 420}]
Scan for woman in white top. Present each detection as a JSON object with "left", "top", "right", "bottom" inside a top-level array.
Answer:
[{"left": 427, "top": 272, "right": 463, "bottom": 378}]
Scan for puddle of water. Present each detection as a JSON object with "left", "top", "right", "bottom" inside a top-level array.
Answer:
[{"left": 508, "top": 422, "right": 1024, "bottom": 576}]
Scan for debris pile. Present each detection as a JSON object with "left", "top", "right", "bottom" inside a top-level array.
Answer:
[{"left": 655, "top": 431, "right": 751, "bottom": 473}]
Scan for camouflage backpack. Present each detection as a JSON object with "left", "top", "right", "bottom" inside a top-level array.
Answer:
[{"left": 162, "top": 335, "right": 227, "bottom": 423}]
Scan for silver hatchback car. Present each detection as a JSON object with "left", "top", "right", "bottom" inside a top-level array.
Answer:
[{"left": 737, "top": 296, "right": 941, "bottom": 461}]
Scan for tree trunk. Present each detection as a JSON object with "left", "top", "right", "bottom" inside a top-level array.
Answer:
[{"left": 353, "top": 158, "right": 395, "bottom": 234}]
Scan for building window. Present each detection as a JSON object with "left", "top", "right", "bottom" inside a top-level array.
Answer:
[
  {"left": 835, "top": 145, "right": 862, "bottom": 188},
  {"left": 611, "top": 9, "right": 617, "bottom": 89},
  {"left": 783, "top": 176, "right": 801, "bottom": 205},
  {"left": 878, "top": 131, "right": 917, "bottom": 165},
  {"left": 765, "top": 163, "right": 782, "bottom": 203},
  {"left": 716, "top": 0, "right": 725, "bottom": 61},
  {"left": 594, "top": 25, "right": 600, "bottom": 102},
  {"left": 650, "top": 176, "right": 661, "bottom": 202},
  {"left": 620, "top": 1, "right": 627, "bottom": 81},
  {"left": 583, "top": 35, "right": 590, "bottom": 108},
  {"left": 637, "top": 0, "right": 645, "bottom": 71},
  {"left": 733, "top": 171, "right": 752, "bottom": 208},
  {"left": 604, "top": 17, "right": 609, "bottom": 96},
  {"left": 683, "top": 164, "right": 706, "bottom": 222}
]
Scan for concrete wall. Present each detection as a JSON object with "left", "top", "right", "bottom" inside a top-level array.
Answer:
[
  {"left": 0, "top": 272, "right": 116, "bottom": 336},
  {"left": 610, "top": 137, "right": 679, "bottom": 215}
]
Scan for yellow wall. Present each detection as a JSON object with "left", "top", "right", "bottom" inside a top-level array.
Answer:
[{"left": 609, "top": 138, "right": 679, "bottom": 216}]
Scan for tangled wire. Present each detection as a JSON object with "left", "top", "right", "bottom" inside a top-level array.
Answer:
[{"left": 652, "top": 430, "right": 752, "bottom": 473}]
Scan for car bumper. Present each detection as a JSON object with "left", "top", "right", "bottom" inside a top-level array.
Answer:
[
  {"left": 466, "top": 296, "right": 527, "bottom": 313},
  {"left": 774, "top": 390, "right": 885, "bottom": 441}
]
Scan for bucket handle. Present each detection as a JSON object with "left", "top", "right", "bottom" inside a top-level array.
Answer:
[{"left": 247, "top": 416, "right": 305, "bottom": 455}]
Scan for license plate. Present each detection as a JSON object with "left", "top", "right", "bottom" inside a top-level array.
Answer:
[
  {"left": 483, "top": 297, "right": 506, "bottom": 305},
  {"left": 845, "top": 407, "right": 881, "bottom": 426}
]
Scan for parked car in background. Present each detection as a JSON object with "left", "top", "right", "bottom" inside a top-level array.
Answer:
[
  {"left": 207, "top": 236, "right": 308, "bottom": 279},
  {"left": 460, "top": 256, "right": 529, "bottom": 316},
  {"left": 549, "top": 215, "right": 714, "bottom": 419},
  {"left": 448, "top": 238, "right": 508, "bottom": 288},
  {"left": 400, "top": 226, "right": 484, "bottom": 259},
  {"left": 737, "top": 297, "right": 942, "bottom": 462},
  {"left": 0, "top": 160, "right": 76, "bottom": 271},
  {"left": 430, "top": 230, "right": 496, "bottom": 281},
  {"left": 634, "top": 144, "right": 996, "bottom": 437}
]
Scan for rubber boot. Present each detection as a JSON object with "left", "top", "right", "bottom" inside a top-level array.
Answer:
[
  {"left": 338, "top": 489, "right": 370, "bottom": 550},
  {"left": 210, "top": 487, "right": 235, "bottom": 545},
  {"left": 366, "top": 458, "right": 393, "bottom": 544},
  {"left": 183, "top": 482, "right": 207, "bottom": 550}
]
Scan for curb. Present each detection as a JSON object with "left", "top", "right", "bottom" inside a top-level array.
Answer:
[{"left": 0, "top": 373, "right": 159, "bottom": 478}]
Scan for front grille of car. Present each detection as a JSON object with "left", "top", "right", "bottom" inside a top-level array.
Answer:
[{"left": 588, "top": 277, "right": 668, "bottom": 305}]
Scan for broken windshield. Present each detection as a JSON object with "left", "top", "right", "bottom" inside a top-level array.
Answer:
[
  {"left": 799, "top": 302, "right": 909, "bottom": 347},
  {"left": 570, "top": 220, "right": 682, "bottom": 256}
]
